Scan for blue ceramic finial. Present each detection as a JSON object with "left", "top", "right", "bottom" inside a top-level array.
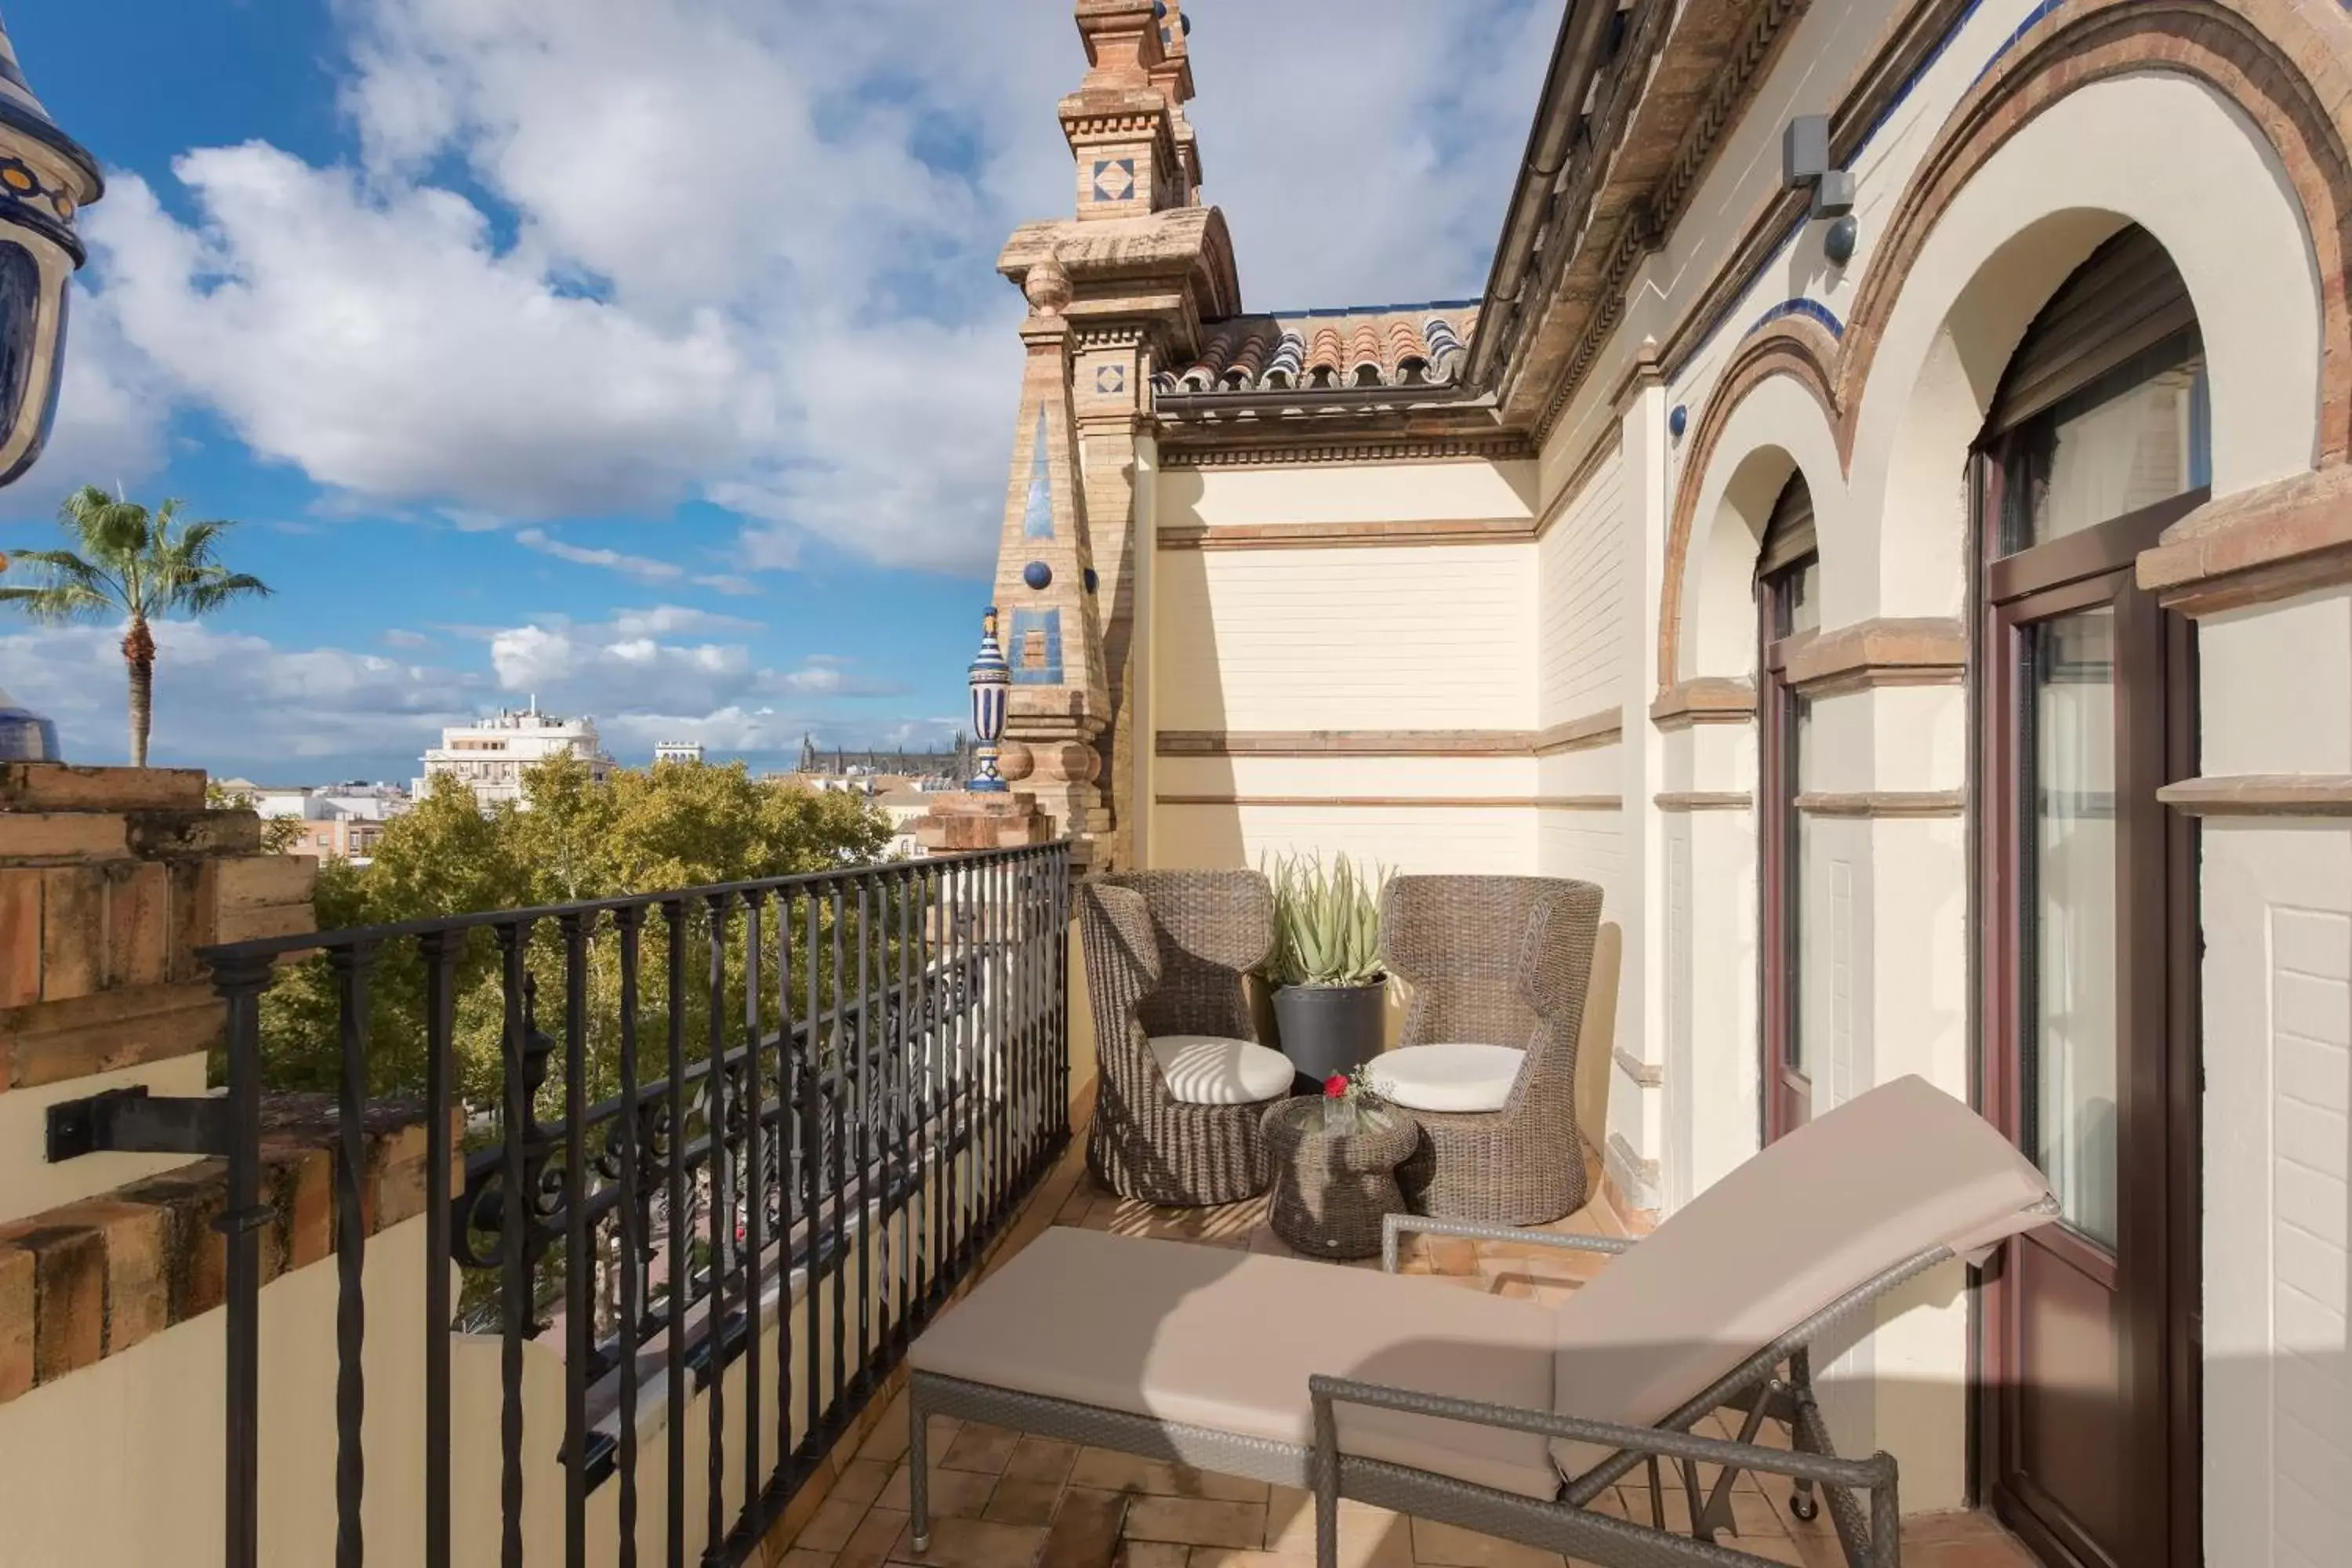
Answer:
[{"left": 966, "top": 608, "right": 1011, "bottom": 793}]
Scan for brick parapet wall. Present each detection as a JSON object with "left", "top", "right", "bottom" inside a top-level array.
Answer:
[
  {"left": 1, "top": 763, "right": 316, "bottom": 1093},
  {"left": 0, "top": 1098, "right": 456, "bottom": 1404},
  {"left": 0, "top": 761, "right": 345, "bottom": 1403}
]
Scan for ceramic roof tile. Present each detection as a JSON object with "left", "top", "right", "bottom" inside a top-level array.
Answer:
[{"left": 1163, "top": 301, "right": 1479, "bottom": 395}]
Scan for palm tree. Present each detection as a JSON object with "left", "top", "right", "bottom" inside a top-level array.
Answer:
[{"left": 0, "top": 486, "right": 273, "bottom": 766}]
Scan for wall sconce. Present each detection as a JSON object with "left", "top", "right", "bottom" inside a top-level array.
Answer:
[{"left": 1783, "top": 114, "right": 1859, "bottom": 265}]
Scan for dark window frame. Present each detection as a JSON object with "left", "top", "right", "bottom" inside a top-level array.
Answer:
[
  {"left": 1968, "top": 227, "right": 2206, "bottom": 1568},
  {"left": 1755, "top": 475, "right": 1817, "bottom": 1147}
]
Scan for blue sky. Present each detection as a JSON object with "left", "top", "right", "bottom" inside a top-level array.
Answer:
[{"left": 0, "top": 0, "right": 1550, "bottom": 783}]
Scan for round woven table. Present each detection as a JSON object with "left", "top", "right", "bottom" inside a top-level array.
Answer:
[{"left": 1260, "top": 1097, "right": 1420, "bottom": 1260}]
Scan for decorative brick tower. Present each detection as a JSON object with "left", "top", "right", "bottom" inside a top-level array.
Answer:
[{"left": 990, "top": 0, "right": 1237, "bottom": 870}]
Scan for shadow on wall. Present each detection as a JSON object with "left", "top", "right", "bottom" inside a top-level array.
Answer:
[{"left": 1148, "top": 548, "right": 1232, "bottom": 869}]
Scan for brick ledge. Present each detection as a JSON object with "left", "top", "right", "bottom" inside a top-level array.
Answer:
[{"left": 0, "top": 1095, "right": 456, "bottom": 1403}]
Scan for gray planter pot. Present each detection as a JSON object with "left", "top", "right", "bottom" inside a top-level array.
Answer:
[{"left": 1271, "top": 981, "right": 1386, "bottom": 1088}]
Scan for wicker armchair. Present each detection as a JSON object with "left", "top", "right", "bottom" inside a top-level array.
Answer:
[
  {"left": 1080, "top": 870, "right": 1292, "bottom": 1206},
  {"left": 1374, "top": 875, "right": 1603, "bottom": 1225}
]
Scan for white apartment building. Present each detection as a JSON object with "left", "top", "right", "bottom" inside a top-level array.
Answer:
[
  {"left": 414, "top": 703, "right": 615, "bottom": 810},
  {"left": 214, "top": 779, "right": 412, "bottom": 864},
  {"left": 653, "top": 741, "right": 705, "bottom": 766}
]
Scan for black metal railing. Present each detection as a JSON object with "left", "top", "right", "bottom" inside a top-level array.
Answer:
[{"left": 200, "top": 840, "right": 1073, "bottom": 1568}]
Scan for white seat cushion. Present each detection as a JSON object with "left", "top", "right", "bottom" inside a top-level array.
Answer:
[
  {"left": 1149, "top": 1035, "right": 1294, "bottom": 1105},
  {"left": 1367, "top": 1043, "right": 1523, "bottom": 1113},
  {"left": 912, "top": 1227, "right": 1562, "bottom": 1498}
]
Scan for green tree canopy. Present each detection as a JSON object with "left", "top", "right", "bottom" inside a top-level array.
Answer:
[{"left": 258, "top": 756, "right": 897, "bottom": 1104}]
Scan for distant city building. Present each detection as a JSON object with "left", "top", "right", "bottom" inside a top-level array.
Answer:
[
  {"left": 874, "top": 788, "right": 935, "bottom": 859},
  {"left": 793, "top": 731, "right": 973, "bottom": 786},
  {"left": 654, "top": 741, "right": 706, "bottom": 766},
  {"left": 414, "top": 702, "right": 615, "bottom": 811},
  {"left": 235, "top": 782, "right": 413, "bottom": 866}
]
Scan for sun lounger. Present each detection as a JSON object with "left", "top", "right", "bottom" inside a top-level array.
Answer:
[{"left": 906, "top": 1075, "right": 2057, "bottom": 1568}]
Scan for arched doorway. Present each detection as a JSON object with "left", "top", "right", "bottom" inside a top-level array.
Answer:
[
  {"left": 1972, "top": 224, "right": 2205, "bottom": 1568},
  {"left": 1755, "top": 472, "right": 1819, "bottom": 1145}
]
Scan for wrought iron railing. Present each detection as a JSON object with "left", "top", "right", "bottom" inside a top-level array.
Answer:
[{"left": 198, "top": 840, "right": 1073, "bottom": 1568}]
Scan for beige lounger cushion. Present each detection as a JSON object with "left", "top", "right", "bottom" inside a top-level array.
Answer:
[
  {"left": 911, "top": 1227, "right": 1563, "bottom": 1499},
  {"left": 1547, "top": 1075, "right": 2053, "bottom": 1475}
]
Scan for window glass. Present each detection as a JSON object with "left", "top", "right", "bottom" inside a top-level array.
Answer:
[
  {"left": 2007, "top": 354, "right": 2210, "bottom": 551},
  {"left": 2025, "top": 608, "right": 2120, "bottom": 1247}
]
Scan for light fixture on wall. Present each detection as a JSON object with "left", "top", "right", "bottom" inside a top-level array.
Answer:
[{"left": 1782, "top": 114, "right": 1859, "bottom": 266}]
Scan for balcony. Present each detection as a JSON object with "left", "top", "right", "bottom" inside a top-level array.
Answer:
[
  {"left": 770, "top": 1142, "right": 2041, "bottom": 1568},
  {"left": 9, "top": 835, "right": 2037, "bottom": 1568}
]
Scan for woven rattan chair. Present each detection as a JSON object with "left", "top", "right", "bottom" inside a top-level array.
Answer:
[
  {"left": 1374, "top": 875, "right": 1603, "bottom": 1226},
  {"left": 1080, "top": 869, "right": 1291, "bottom": 1206}
]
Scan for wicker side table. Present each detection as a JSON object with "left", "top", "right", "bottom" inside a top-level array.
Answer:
[{"left": 1260, "top": 1098, "right": 1420, "bottom": 1259}]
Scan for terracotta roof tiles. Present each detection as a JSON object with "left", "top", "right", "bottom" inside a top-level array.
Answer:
[{"left": 1161, "top": 300, "right": 1479, "bottom": 396}]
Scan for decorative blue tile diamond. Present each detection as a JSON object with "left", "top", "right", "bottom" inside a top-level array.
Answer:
[
  {"left": 1091, "top": 158, "right": 1136, "bottom": 202},
  {"left": 1094, "top": 365, "right": 1126, "bottom": 395}
]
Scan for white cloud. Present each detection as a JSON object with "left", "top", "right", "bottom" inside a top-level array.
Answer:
[
  {"left": 607, "top": 604, "right": 760, "bottom": 638},
  {"left": 0, "top": 619, "right": 481, "bottom": 770},
  {"left": 512, "top": 525, "right": 765, "bottom": 597},
  {"left": 768, "top": 661, "right": 906, "bottom": 699},
  {"left": 0, "top": 609, "right": 940, "bottom": 776},
  {"left": 67, "top": 0, "right": 1549, "bottom": 574},
  {"left": 88, "top": 158, "right": 758, "bottom": 517},
  {"left": 516, "top": 526, "right": 684, "bottom": 584}
]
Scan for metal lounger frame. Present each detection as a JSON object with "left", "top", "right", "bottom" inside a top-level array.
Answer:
[{"left": 905, "top": 1208, "right": 2042, "bottom": 1568}]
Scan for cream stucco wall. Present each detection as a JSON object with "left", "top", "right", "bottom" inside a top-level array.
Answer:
[
  {"left": 1150, "top": 458, "right": 1543, "bottom": 878},
  {"left": 1581, "top": 0, "right": 2345, "bottom": 1543},
  {"left": 1131, "top": 0, "right": 2347, "bottom": 1548},
  {"left": 0, "top": 1053, "right": 212, "bottom": 1226},
  {"left": 0, "top": 1127, "right": 1029, "bottom": 1567}
]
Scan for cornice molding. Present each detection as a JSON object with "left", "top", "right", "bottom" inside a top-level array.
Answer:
[
  {"left": 1156, "top": 518, "right": 1535, "bottom": 550},
  {"left": 1155, "top": 711, "right": 1624, "bottom": 757},
  {"left": 1156, "top": 433, "right": 1535, "bottom": 470},
  {"left": 1526, "top": 0, "right": 1812, "bottom": 443},
  {"left": 1650, "top": 678, "right": 1758, "bottom": 730},
  {"left": 1781, "top": 618, "right": 1968, "bottom": 695},
  {"left": 1155, "top": 793, "right": 1620, "bottom": 810},
  {"left": 1535, "top": 708, "right": 1626, "bottom": 755},
  {"left": 1795, "top": 789, "right": 1967, "bottom": 818},
  {"left": 2137, "top": 464, "right": 2352, "bottom": 615},
  {"left": 1156, "top": 730, "right": 1526, "bottom": 757},
  {"left": 2158, "top": 774, "right": 2352, "bottom": 818},
  {"left": 1613, "top": 1047, "right": 1664, "bottom": 1087},
  {"left": 1655, "top": 790, "right": 1753, "bottom": 811}
]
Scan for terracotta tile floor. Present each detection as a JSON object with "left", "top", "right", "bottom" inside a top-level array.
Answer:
[{"left": 778, "top": 1141, "right": 2038, "bottom": 1568}]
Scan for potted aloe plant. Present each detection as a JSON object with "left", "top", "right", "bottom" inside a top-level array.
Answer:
[{"left": 1263, "top": 851, "right": 1390, "bottom": 1089}]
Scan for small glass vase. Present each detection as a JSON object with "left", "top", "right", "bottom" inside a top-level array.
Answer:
[{"left": 1322, "top": 1095, "right": 1359, "bottom": 1137}]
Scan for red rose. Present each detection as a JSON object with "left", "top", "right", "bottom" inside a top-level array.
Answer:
[{"left": 1323, "top": 1074, "right": 1348, "bottom": 1098}]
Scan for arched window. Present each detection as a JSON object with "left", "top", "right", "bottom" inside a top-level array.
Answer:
[
  {"left": 1973, "top": 223, "right": 2205, "bottom": 1563},
  {"left": 1757, "top": 471, "right": 1818, "bottom": 1142},
  {"left": 1986, "top": 224, "right": 2210, "bottom": 554}
]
